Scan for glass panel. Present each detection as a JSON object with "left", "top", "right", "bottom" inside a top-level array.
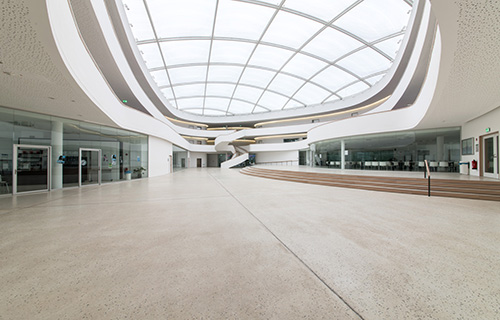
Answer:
[
  {"left": 146, "top": 0, "right": 216, "bottom": 38},
  {"left": 337, "top": 81, "right": 370, "bottom": 98},
  {"left": 203, "top": 109, "right": 228, "bottom": 116},
  {"left": 177, "top": 97, "right": 204, "bottom": 110},
  {"left": 210, "top": 40, "right": 255, "bottom": 65},
  {"left": 174, "top": 84, "right": 206, "bottom": 98},
  {"left": 206, "top": 83, "right": 236, "bottom": 97},
  {"left": 161, "top": 88, "right": 175, "bottom": 100},
  {"left": 268, "top": 74, "right": 304, "bottom": 96},
  {"left": 293, "top": 83, "right": 331, "bottom": 105},
  {"left": 137, "top": 43, "right": 164, "bottom": 69},
  {"left": 365, "top": 74, "right": 385, "bottom": 85},
  {"left": 228, "top": 100, "right": 255, "bottom": 114},
  {"left": 249, "top": 44, "right": 295, "bottom": 70},
  {"left": 334, "top": 0, "right": 411, "bottom": 42},
  {"left": 374, "top": 35, "right": 405, "bottom": 59},
  {"left": 262, "top": 10, "right": 324, "bottom": 49},
  {"left": 239, "top": 67, "right": 276, "bottom": 87},
  {"left": 0, "top": 109, "right": 14, "bottom": 195},
  {"left": 204, "top": 97, "right": 230, "bottom": 111},
  {"left": 336, "top": 48, "right": 391, "bottom": 78},
  {"left": 150, "top": 70, "right": 171, "bottom": 87},
  {"left": 258, "top": 91, "right": 290, "bottom": 110},
  {"left": 281, "top": 53, "right": 328, "bottom": 79},
  {"left": 168, "top": 66, "right": 207, "bottom": 84},
  {"left": 160, "top": 40, "right": 210, "bottom": 66},
  {"left": 284, "top": 0, "right": 358, "bottom": 22},
  {"left": 485, "top": 137, "right": 494, "bottom": 174},
  {"left": 16, "top": 147, "right": 49, "bottom": 193},
  {"left": 233, "top": 86, "right": 264, "bottom": 103},
  {"left": 122, "top": 0, "right": 155, "bottom": 41},
  {"left": 303, "top": 27, "right": 363, "bottom": 62},
  {"left": 311, "top": 66, "right": 357, "bottom": 92},
  {"left": 283, "top": 100, "right": 305, "bottom": 109},
  {"left": 80, "top": 149, "right": 100, "bottom": 186},
  {"left": 207, "top": 65, "right": 244, "bottom": 82},
  {"left": 214, "top": 0, "right": 275, "bottom": 40}
]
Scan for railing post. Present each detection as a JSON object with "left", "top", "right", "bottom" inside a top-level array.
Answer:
[{"left": 428, "top": 176, "right": 431, "bottom": 197}]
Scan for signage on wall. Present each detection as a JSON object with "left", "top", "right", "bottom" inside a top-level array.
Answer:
[
  {"left": 486, "top": 127, "right": 491, "bottom": 133},
  {"left": 57, "top": 155, "right": 66, "bottom": 164}
]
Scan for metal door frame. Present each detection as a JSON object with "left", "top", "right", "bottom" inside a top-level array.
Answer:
[
  {"left": 79, "top": 148, "right": 102, "bottom": 187},
  {"left": 13, "top": 144, "right": 51, "bottom": 194},
  {"left": 481, "top": 133, "right": 499, "bottom": 179}
]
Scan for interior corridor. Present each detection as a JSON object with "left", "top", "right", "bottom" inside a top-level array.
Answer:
[{"left": 1, "top": 168, "right": 499, "bottom": 319}]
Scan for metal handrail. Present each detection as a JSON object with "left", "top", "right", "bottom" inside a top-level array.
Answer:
[{"left": 424, "top": 160, "right": 431, "bottom": 197}]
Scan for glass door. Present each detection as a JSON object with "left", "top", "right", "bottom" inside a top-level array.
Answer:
[
  {"left": 483, "top": 134, "right": 498, "bottom": 179},
  {"left": 13, "top": 145, "right": 51, "bottom": 194},
  {"left": 79, "top": 148, "right": 101, "bottom": 187}
]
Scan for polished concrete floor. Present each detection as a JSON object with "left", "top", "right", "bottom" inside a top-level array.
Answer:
[{"left": 0, "top": 168, "right": 499, "bottom": 319}]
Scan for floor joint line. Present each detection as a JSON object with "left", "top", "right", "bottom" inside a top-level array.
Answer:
[{"left": 207, "top": 170, "right": 365, "bottom": 320}]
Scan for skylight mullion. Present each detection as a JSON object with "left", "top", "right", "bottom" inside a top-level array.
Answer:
[
  {"left": 251, "top": 0, "right": 363, "bottom": 113},
  {"left": 141, "top": 0, "right": 178, "bottom": 108},
  {"left": 202, "top": 0, "right": 220, "bottom": 116},
  {"left": 224, "top": 0, "right": 286, "bottom": 115}
]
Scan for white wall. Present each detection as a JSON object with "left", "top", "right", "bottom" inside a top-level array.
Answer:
[
  {"left": 255, "top": 151, "right": 299, "bottom": 165},
  {"left": 188, "top": 152, "right": 207, "bottom": 168},
  {"left": 148, "top": 136, "right": 172, "bottom": 177},
  {"left": 461, "top": 105, "right": 500, "bottom": 177}
]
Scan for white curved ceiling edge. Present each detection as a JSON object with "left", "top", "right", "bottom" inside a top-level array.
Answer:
[
  {"left": 47, "top": 0, "right": 210, "bottom": 152},
  {"left": 116, "top": 0, "right": 417, "bottom": 125},
  {"left": 306, "top": 24, "right": 441, "bottom": 145}
]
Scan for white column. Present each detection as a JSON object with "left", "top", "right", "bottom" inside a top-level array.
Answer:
[
  {"left": 51, "top": 121, "right": 63, "bottom": 189},
  {"left": 436, "top": 136, "right": 445, "bottom": 161},
  {"left": 341, "top": 140, "right": 345, "bottom": 170}
]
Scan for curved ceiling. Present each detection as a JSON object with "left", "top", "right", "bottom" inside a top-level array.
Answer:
[{"left": 122, "top": 0, "right": 413, "bottom": 117}]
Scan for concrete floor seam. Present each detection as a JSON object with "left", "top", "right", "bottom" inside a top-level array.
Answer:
[{"left": 207, "top": 171, "right": 365, "bottom": 320}]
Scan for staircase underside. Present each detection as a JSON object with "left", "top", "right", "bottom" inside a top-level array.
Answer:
[{"left": 240, "top": 167, "right": 500, "bottom": 201}]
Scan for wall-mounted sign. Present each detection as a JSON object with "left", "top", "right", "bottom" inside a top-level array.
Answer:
[
  {"left": 486, "top": 127, "right": 491, "bottom": 133},
  {"left": 57, "top": 155, "right": 66, "bottom": 164}
]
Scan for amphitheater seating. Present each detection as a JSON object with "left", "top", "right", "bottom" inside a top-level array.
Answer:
[{"left": 240, "top": 166, "right": 500, "bottom": 201}]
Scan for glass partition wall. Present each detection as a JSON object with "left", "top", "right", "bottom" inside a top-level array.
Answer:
[
  {"left": 312, "top": 128, "right": 461, "bottom": 172},
  {"left": 0, "top": 106, "right": 148, "bottom": 195}
]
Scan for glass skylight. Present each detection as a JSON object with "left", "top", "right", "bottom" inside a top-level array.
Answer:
[{"left": 122, "top": 0, "right": 413, "bottom": 116}]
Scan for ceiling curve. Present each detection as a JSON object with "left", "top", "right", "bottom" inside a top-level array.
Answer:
[{"left": 122, "top": 0, "right": 413, "bottom": 117}]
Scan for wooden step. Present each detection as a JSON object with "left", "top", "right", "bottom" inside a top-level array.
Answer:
[{"left": 240, "top": 167, "right": 500, "bottom": 201}]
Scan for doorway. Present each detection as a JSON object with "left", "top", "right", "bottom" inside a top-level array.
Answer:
[
  {"left": 482, "top": 134, "right": 498, "bottom": 179},
  {"left": 197, "top": 158, "right": 202, "bottom": 168},
  {"left": 13, "top": 144, "right": 51, "bottom": 194},
  {"left": 79, "top": 148, "right": 102, "bottom": 187}
]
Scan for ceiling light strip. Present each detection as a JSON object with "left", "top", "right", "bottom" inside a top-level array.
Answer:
[
  {"left": 254, "top": 133, "right": 307, "bottom": 141},
  {"left": 166, "top": 117, "right": 208, "bottom": 128}
]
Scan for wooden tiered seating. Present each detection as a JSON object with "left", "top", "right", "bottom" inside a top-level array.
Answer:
[{"left": 240, "top": 167, "right": 500, "bottom": 201}]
